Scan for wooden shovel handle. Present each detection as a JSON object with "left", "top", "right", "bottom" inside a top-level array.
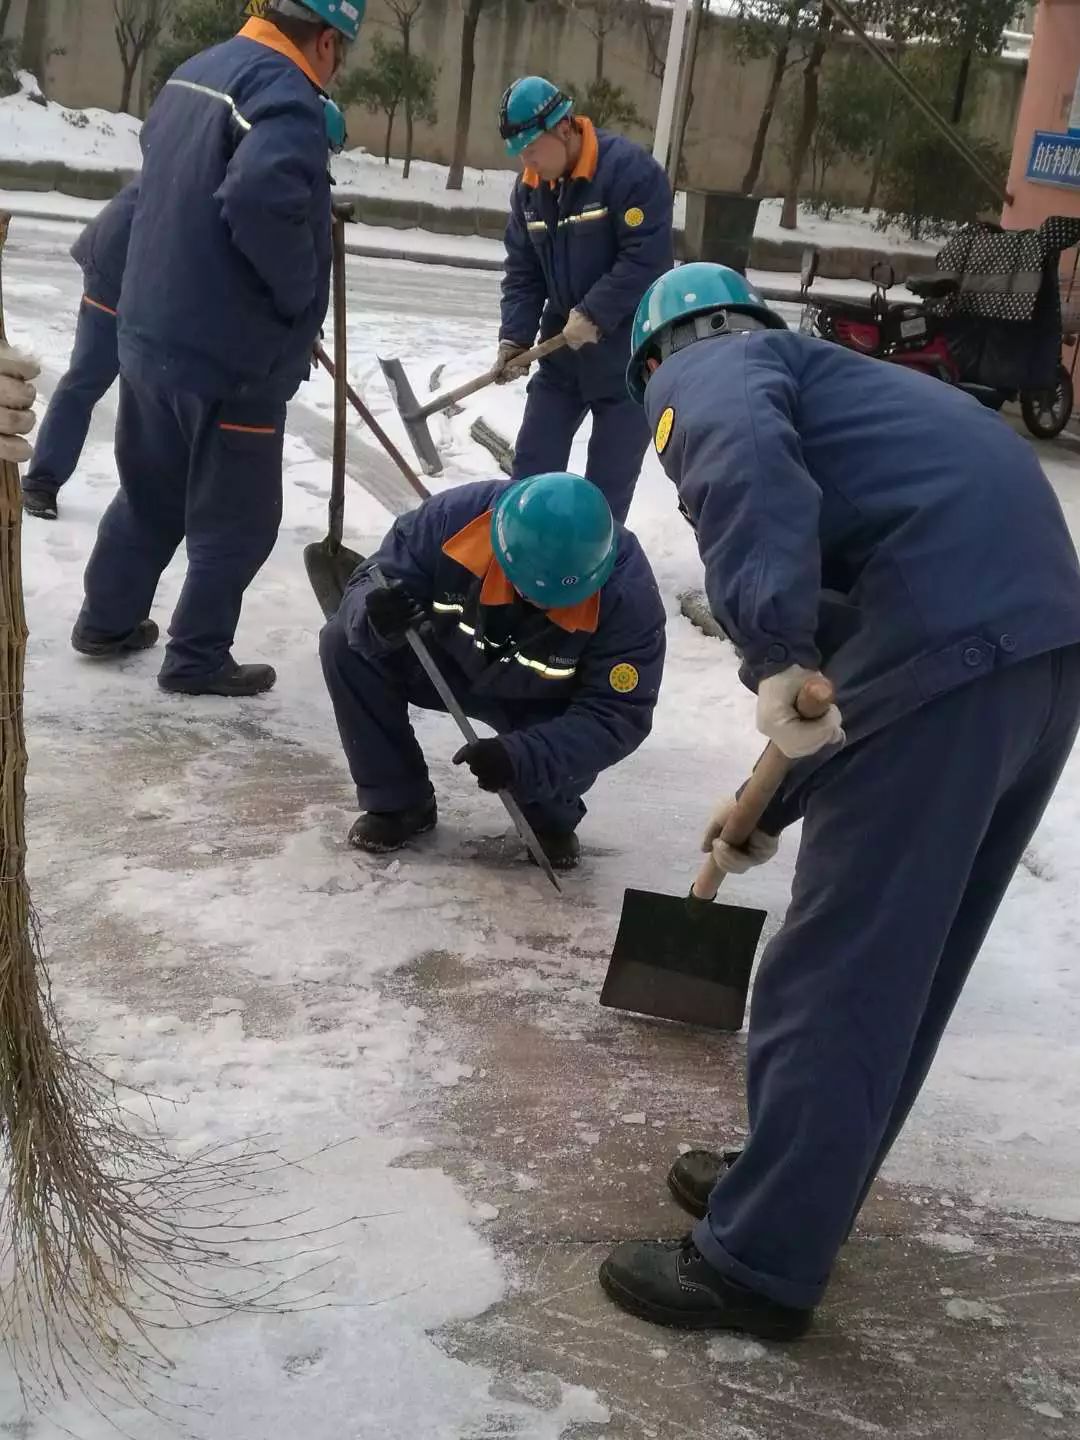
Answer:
[
  {"left": 692, "top": 675, "right": 835, "bottom": 902},
  {"left": 421, "top": 334, "right": 569, "bottom": 415}
]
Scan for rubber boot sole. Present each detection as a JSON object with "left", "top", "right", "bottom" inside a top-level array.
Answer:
[
  {"left": 349, "top": 813, "right": 438, "bottom": 854},
  {"left": 72, "top": 619, "right": 159, "bottom": 658},
  {"left": 597, "top": 1262, "right": 810, "bottom": 1340}
]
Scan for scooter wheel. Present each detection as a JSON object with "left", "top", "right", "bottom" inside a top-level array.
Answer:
[{"left": 1021, "top": 364, "right": 1073, "bottom": 440}]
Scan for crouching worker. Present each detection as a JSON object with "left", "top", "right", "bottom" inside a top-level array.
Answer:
[{"left": 320, "top": 473, "right": 666, "bottom": 871}]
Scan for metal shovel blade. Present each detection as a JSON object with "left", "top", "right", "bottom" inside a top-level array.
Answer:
[
  {"left": 600, "top": 888, "right": 766, "bottom": 1032},
  {"left": 378, "top": 355, "right": 444, "bottom": 477},
  {"left": 304, "top": 540, "right": 364, "bottom": 621}
]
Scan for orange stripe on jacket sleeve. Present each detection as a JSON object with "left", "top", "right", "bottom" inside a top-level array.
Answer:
[
  {"left": 219, "top": 422, "right": 278, "bottom": 436},
  {"left": 83, "top": 295, "right": 118, "bottom": 317}
]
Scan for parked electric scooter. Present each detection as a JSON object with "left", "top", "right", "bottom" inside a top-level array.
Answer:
[{"left": 798, "top": 224, "right": 1077, "bottom": 440}]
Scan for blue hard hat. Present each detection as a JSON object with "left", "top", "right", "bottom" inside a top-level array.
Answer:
[
  {"left": 627, "top": 262, "right": 786, "bottom": 402},
  {"left": 272, "top": 0, "right": 365, "bottom": 41},
  {"left": 492, "top": 473, "right": 617, "bottom": 607},
  {"left": 499, "top": 76, "right": 573, "bottom": 157}
]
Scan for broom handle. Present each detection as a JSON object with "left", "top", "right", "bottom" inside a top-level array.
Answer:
[
  {"left": 692, "top": 676, "right": 836, "bottom": 902},
  {"left": 414, "top": 334, "right": 568, "bottom": 418},
  {"left": 314, "top": 344, "right": 430, "bottom": 503}
]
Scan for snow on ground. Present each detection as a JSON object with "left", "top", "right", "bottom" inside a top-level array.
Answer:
[
  {"left": 2, "top": 214, "right": 1080, "bottom": 1431},
  {"left": 0, "top": 71, "right": 142, "bottom": 170},
  {"left": 753, "top": 196, "right": 940, "bottom": 256},
  {"left": 0, "top": 72, "right": 936, "bottom": 260}
]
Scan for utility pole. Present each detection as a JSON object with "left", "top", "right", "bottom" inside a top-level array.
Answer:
[
  {"left": 667, "top": 0, "right": 706, "bottom": 189},
  {"left": 652, "top": 0, "right": 690, "bottom": 171}
]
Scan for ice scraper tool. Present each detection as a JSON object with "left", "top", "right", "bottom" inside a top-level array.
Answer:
[
  {"left": 378, "top": 335, "right": 568, "bottom": 477},
  {"left": 600, "top": 676, "right": 835, "bottom": 1032},
  {"left": 305, "top": 208, "right": 364, "bottom": 619},
  {"left": 367, "top": 565, "right": 562, "bottom": 894}
]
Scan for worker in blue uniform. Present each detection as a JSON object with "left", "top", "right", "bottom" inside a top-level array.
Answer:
[
  {"left": 598, "top": 263, "right": 1080, "bottom": 1339},
  {"left": 22, "top": 183, "right": 139, "bottom": 522},
  {"left": 71, "top": 0, "right": 363, "bottom": 696},
  {"left": 319, "top": 472, "right": 666, "bottom": 871},
  {"left": 496, "top": 76, "right": 673, "bottom": 525}
]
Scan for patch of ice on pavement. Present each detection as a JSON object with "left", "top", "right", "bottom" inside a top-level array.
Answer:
[{"left": 919, "top": 1231, "right": 977, "bottom": 1254}]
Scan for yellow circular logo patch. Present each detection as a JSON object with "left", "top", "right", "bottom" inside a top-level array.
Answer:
[
  {"left": 624, "top": 206, "right": 645, "bottom": 228},
  {"left": 654, "top": 406, "right": 675, "bottom": 455},
  {"left": 609, "top": 663, "right": 640, "bottom": 694}
]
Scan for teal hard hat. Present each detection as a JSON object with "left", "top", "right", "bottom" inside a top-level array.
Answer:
[
  {"left": 627, "top": 262, "right": 786, "bottom": 402},
  {"left": 492, "top": 473, "right": 617, "bottom": 607},
  {"left": 499, "top": 76, "right": 573, "bottom": 157},
  {"left": 269, "top": 0, "right": 365, "bottom": 41}
]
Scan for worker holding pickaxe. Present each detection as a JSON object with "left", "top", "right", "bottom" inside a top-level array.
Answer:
[
  {"left": 598, "top": 262, "right": 1080, "bottom": 1340},
  {"left": 495, "top": 76, "right": 673, "bottom": 525}
]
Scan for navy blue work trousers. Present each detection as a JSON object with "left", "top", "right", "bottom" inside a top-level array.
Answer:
[
  {"left": 693, "top": 646, "right": 1080, "bottom": 1310},
  {"left": 511, "top": 370, "right": 651, "bottom": 525},
  {"left": 77, "top": 375, "right": 284, "bottom": 680},
  {"left": 319, "top": 612, "right": 593, "bottom": 831},
  {"left": 26, "top": 298, "right": 118, "bottom": 491}
]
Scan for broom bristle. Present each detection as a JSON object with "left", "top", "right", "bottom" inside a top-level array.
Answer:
[{"left": 1, "top": 212, "right": 329, "bottom": 1419}]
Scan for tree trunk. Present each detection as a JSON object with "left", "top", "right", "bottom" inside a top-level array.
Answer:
[
  {"left": 595, "top": 28, "right": 604, "bottom": 84},
  {"left": 19, "top": 0, "right": 49, "bottom": 88},
  {"left": 740, "top": 30, "right": 791, "bottom": 195},
  {"left": 446, "top": 0, "right": 482, "bottom": 191},
  {"left": 951, "top": 45, "right": 974, "bottom": 125},
  {"left": 779, "top": 6, "right": 832, "bottom": 231},
  {"left": 402, "top": 15, "right": 413, "bottom": 180},
  {"left": 862, "top": 42, "right": 902, "bottom": 213},
  {"left": 119, "top": 55, "right": 138, "bottom": 114},
  {"left": 0, "top": 0, "right": 15, "bottom": 39},
  {"left": 384, "top": 106, "right": 396, "bottom": 164}
]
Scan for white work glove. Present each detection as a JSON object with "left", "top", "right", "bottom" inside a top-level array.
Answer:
[
  {"left": 562, "top": 307, "right": 601, "bottom": 350},
  {"left": 702, "top": 797, "right": 779, "bottom": 876},
  {"left": 756, "top": 663, "right": 844, "bottom": 760},
  {"left": 0, "top": 346, "right": 39, "bottom": 465},
  {"left": 493, "top": 338, "right": 532, "bottom": 384}
]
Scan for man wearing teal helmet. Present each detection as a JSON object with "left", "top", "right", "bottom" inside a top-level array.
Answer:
[
  {"left": 598, "top": 262, "right": 1080, "bottom": 1339},
  {"left": 494, "top": 76, "right": 673, "bottom": 523},
  {"left": 72, "top": 0, "right": 362, "bottom": 696},
  {"left": 319, "top": 476, "right": 666, "bottom": 870}
]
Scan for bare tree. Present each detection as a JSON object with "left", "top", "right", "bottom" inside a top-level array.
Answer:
[
  {"left": 386, "top": 0, "right": 426, "bottom": 180},
  {"left": 779, "top": 1, "right": 832, "bottom": 229},
  {"left": 19, "top": 0, "right": 49, "bottom": 87},
  {"left": 0, "top": 0, "right": 15, "bottom": 40},
  {"left": 574, "top": 0, "right": 621, "bottom": 83},
  {"left": 447, "top": 0, "right": 487, "bottom": 191},
  {"left": 114, "top": 0, "right": 174, "bottom": 113},
  {"left": 732, "top": 1, "right": 814, "bottom": 195}
]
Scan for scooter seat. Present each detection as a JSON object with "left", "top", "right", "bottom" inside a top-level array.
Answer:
[{"left": 907, "top": 272, "right": 961, "bottom": 300}]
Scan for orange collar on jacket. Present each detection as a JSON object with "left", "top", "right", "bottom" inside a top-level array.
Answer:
[
  {"left": 238, "top": 16, "right": 324, "bottom": 91},
  {"left": 442, "top": 510, "right": 601, "bottom": 634},
  {"left": 522, "top": 116, "right": 599, "bottom": 191}
]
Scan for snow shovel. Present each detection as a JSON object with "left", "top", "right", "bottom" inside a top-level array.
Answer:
[
  {"left": 305, "top": 211, "right": 364, "bottom": 619},
  {"left": 368, "top": 565, "right": 562, "bottom": 894},
  {"left": 378, "top": 334, "right": 568, "bottom": 476},
  {"left": 600, "top": 676, "right": 835, "bottom": 1032}
]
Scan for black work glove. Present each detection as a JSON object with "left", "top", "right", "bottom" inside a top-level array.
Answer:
[
  {"left": 365, "top": 580, "right": 425, "bottom": 646},
  {"left": 452, "top": 738, "right": 514, "bottom": 793}
]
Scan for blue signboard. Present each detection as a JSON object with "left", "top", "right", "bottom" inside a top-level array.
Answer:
[{"left": 1027, "top": 131, "right": 1080, "bottom": 189}]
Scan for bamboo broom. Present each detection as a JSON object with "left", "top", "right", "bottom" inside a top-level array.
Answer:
[{"left": 0, "top": 211, "right": 303, "bottom": 1414}]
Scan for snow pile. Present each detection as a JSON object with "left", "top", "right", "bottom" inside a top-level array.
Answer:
[
  {"left": 334, "top": 146, "right": 517, "bottom": 212},
  {"left": 754, "top": 196, "right": 939, "bottom": 256},
  {"left": 0, "top": 70, "right": 142, "bottom": 171}
]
